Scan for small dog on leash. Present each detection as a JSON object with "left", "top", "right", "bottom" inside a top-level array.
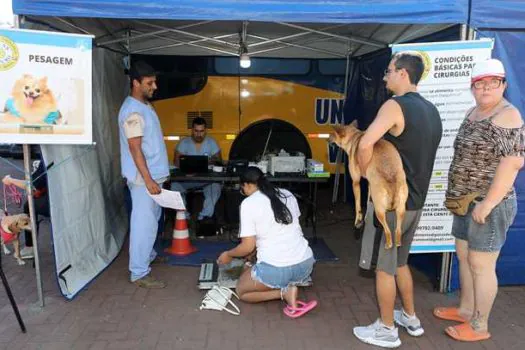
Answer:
[
  {"left": 1, "top": 212, "right": 31, "bottom": 265},
  {"left": 329, "top": 121, "right": 408, "bottom": 249}
]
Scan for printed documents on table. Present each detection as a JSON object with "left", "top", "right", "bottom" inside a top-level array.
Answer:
[{"left": 148, "top": 189, "right": 186, "bottom": 210}]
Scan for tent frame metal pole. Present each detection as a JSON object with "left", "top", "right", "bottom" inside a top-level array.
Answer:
[
  {"left": 103, "top": 21, "right": 356, "bottom": 58},
  {"left": 392, "top": 24, "right": 414, "bottom": 44},
  {"left": 97, "top": 20, "right": 214, "bottom": 46},
  {"left": 248, "top": 23, "right": 348, "bottom": 48},
  {"left": 249, "top": 35, "right": 346, "bottom": 57},
  {"left": 350, "top": 24, "right": 384, "bottom": 57},
  {"left": 53, "top": 17, "right": 92, "bottom": 35},
  {"left": 277, "top": 21, "right": 386, "bottom": 48},
  {"left": 135, "top": 20, "right": 239, "bottom": 48},
  {"left": 131, "top": 31, "right": 238, "bottom": 55}
]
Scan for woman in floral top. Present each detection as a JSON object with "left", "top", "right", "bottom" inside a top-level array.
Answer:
[{"left": 434, "top": 59, "right": 525, "bottom": 342}]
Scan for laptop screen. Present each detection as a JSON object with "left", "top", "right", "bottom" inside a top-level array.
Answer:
[{"left": 179, "top": 155, "right": 209, "bottom": 174}]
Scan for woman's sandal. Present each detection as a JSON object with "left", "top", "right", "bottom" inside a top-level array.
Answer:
[
  {"left": 283, "top": 300, "right": 318, "bottom": 319},
  {"left": 445, "top": 323, "right": 491, "bottom": 342},
  {"left": 433, "top": 307, "right": 468, "bottom": 323}
]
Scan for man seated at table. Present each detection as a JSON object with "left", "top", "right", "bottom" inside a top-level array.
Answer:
[{"left": 171, "top": 117, "right": 222, "bottom": 222}]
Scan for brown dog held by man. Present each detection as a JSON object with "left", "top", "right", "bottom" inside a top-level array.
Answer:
[
  {"left": 1, "top": 213, "right": 32, "bottom": 265},
  {"left": 329, "top": 121, "right": 408, "bottom": 249}
]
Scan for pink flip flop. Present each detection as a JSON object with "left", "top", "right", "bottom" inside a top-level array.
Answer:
[
  {"left": 284, "top": 300, "right": 309, "bottom": 311},
  {"left": 283, "top": 300, "right": 318, "bottom": 318}
]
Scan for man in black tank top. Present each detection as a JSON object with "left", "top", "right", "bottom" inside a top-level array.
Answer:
[{"left": 353, "top": 53, "right": 442, "bottom": 348}]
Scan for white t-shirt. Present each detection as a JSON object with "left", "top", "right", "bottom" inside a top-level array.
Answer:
[{"left": 239, "top": 189, "right": 313, "bottom": 267}]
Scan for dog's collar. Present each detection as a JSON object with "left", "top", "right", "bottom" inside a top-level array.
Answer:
[
  {"left": 0, "top": 222, "right": 17, "bottom": 244},
  {"left": 1, "top": 220, "right": 13, "bottom": 234}
]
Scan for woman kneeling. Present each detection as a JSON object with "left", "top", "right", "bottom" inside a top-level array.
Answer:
[{"left": 217, "top": 167, "right": 317, "bottom": 318}]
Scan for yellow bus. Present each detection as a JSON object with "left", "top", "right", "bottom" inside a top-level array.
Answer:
[{"left": 146, "top": 55, "right": 350, "bottom": 172}]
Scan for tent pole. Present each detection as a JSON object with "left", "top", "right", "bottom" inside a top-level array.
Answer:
[
  {"left": 331, "top": 49, "right": 352, "bottom": 208},
  {"left": 14, "top": 15, "right": 45, "bottom": 308},
  {"left": 23, "top": 146, "right": 45, "bottom": 307},
  {"left": 439, "top": 23, "right": 472, "bottom": 293}
]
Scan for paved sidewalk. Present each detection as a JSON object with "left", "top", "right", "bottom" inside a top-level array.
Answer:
[{"left": 0, "top": 162, "right": 523, "bottom": 350}]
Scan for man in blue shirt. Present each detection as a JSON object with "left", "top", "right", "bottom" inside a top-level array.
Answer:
[
  {"left": 118, "top": 61, "right": 169, "bottom": 289},
  {"left": 172, "top": 117, "right": 222, "bottom": 221}
]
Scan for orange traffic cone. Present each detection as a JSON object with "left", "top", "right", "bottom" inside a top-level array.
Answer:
[{"left": 165, "top": 210, "right": 197, "bottom": 256}]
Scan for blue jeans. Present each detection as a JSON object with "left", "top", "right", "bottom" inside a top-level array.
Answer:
[
  {"left": 170, "top": 182, "right": 222, "bottom": 219},
  {"left": 251, "top": 257, "right": 315, "bottom": 291},
  {"left": 128, "top": 183, "right": 161, "bottom": 282},
  {"left": 452, "top": 196, "right": 517, "bottom": 252}
]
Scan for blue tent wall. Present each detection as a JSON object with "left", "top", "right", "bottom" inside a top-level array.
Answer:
[
  {"left": 13, "top": 0, "right": 468, "bottom": 24},
  {"left": 471, "top": 0, "right": 525, "bottom": 29}
]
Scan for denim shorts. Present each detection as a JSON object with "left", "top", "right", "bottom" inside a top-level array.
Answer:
[
  {"left": 251, "top": 257, "right": 315, "bottom": 290},
  {"left": 452, "top": 196, "right": 517, "bottom": 252}
]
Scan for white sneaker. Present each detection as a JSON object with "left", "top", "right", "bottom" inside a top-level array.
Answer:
[
  {"left": 353, "top": 319, "right": 401, "bottom": 348},
  {"left": 394, "top": 309, "right": 425, "bottom": 337},
  {"left": 20, "top": 246, "right": 34, "bottom": 259}
]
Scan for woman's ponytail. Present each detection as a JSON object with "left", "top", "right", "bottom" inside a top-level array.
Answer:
[{"left": 240, "top": 167, "right": 292, "bottom": 225}]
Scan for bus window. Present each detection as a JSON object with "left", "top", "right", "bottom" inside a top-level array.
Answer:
[
  {"left": 133, "top": 55, "right": 210, "bottom": 101},
  {"left": 153, "top": 74, "right": 207, "bottom": 101},
  {"left": 215, "top": 57, "right": 311, "bottom": 75},
  {"left": 319, "top": 59, "right": 348, "bottom": 75}
]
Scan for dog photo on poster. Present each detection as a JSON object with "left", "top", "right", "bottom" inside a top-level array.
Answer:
[{"left": 0, "top": 28, "right": 93, "bottom": 144}]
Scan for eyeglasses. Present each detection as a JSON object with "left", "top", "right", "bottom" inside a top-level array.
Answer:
[
  {"left": 472, "top": 78, "right": 505, "bottom": 90},
  {"left": 384, "top": 68, "right": 400, "bottom": 76}
]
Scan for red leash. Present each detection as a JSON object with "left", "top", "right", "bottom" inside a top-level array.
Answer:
[{"left": 3, "top": 183, "right": 22, "bottom": 214}]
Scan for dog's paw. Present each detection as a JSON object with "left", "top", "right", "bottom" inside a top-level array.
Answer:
[
  {"left": 2, "top": 246, "right": 12, "bottom": 255},
  {"left": 354, "top": 217, "right": 364, "bottom": 229},
  {"left": 384, "top": 241, "right": 393, "bottom": 250},
  {"left": 16, "top": 259, "right": 26, "bottom": 266}
]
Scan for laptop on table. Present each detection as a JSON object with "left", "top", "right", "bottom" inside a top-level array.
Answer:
[{"left": 179, "top": 155, "right": 209, "bottom": 174}]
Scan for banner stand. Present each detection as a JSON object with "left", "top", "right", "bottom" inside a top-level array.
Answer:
[{"left": 437, "top": 23, "right": 478, "bottom": 293}]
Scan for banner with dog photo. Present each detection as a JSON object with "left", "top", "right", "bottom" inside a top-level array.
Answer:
[
  {"left": 0, "top": 28, "right": 93, "bottom": 144},
  {"left": 392, "top": 39, "right": 494, "bottom": 253}
]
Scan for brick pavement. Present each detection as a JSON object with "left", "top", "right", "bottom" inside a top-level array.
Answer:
[{"left": 0, "top": 167, "right": 524, "bottom": 349}]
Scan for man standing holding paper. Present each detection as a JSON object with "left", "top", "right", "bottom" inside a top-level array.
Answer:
[{"left": 118, "top": 61, "right": 169, "bottom": 289}]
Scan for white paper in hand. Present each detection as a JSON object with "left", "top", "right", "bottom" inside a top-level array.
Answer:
[{"left": 148, "top": 189, "right": 186, "bottom": 210}]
